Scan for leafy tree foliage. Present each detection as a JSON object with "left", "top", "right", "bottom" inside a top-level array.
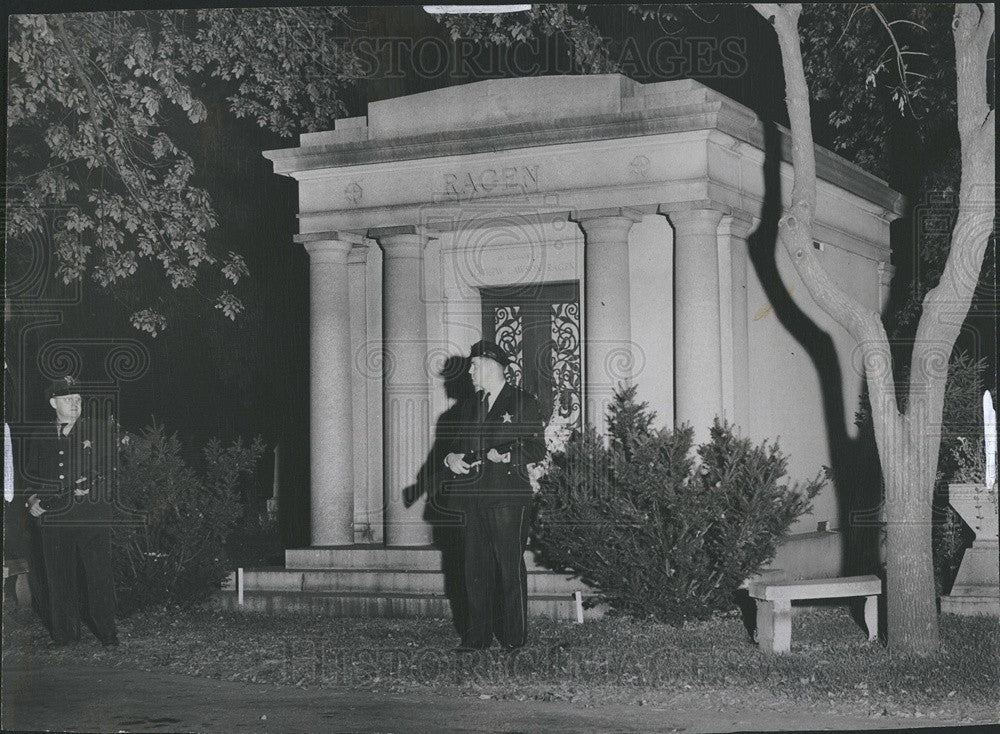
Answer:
[
  {"left": 798, "top": 4, "right": 958, "bottom": 179},
  {"left": 435, "top": 4, "right": 616, "bottom": 73},
  {"left": 7, "top": 9, "right": 360, "bottom": 333}
]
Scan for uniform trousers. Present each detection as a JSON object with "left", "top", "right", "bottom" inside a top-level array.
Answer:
[
  {"left": 461, "top": 502, "right": 530, "bottom": 649},
  {"left": 41, "top": 524, "right": 117, "bottom": 644}
]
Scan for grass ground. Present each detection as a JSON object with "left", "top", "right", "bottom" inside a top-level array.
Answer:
[{"left": 3, "top": 602, "right": 998, "bottom": 723}]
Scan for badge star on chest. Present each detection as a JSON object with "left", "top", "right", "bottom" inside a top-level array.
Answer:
[{"left": 502, "top": 412, "right": 513, "bottom": 423}]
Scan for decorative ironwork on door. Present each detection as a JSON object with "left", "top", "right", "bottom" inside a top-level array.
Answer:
[
  {"left": 493, "top": 306, "right": 523, "bottom": 387},
  {"left": 482, "top": 282, "right": 581, "bottom": 436},
  {"left": 549, "top": 301, "right": 582, "bottom": 430}
]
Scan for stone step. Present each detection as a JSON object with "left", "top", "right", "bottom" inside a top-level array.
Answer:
[
  {"left": 285, "top": 546, "right": 568, "bottom": 574},
  {"left": 940, "top": 594, "right": 1000, "bottom": 616},
  {"left": 212, "top": 589, "right": 606, "bottom": 621},
  {"left": 940, "top": 585, "right": 1000, "bottom": 617},
  {"left": 240, "top": 567, "right": 592, "bottom": 596}
]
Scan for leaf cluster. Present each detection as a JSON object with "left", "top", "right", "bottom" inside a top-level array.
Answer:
[
  {"left": 433, "top": 4, "right": 616, "bottom": 74},
  {"left": 191, "top": 7, "right": 362, "bottom": 137}
]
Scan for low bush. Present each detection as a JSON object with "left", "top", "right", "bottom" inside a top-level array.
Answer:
[
  {"left": 532, "top": 385, "right": 822, "bottom": 623},
  {"left": 227, "top": 510, "right": 284, "bottom": 568},
  {"left": 112, "top": 423, "right": 264, "bottom": 613}
]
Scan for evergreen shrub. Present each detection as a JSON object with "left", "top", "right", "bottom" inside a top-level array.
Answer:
[
  {"left": 532, "top": 385, "right": 822, "bottom": 623},
  {"left": 112, "top": 423, "right": 264, "bottom": 613}
]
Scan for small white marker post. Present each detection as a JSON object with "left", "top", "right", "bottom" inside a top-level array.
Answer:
[
  {"left": 573, "top": 590, "right": 584, "bottom": 624},
  {"left": 237, "top": 567, "right": 244, "bottom": 607}
]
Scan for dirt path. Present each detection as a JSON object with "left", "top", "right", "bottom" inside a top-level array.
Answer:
[{"left": 3, "top": 657, "right": 986, "bottom": 733}]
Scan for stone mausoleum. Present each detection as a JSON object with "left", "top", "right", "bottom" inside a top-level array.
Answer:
[{"left": 226, "top": 75, "right": 904, "bottom": 618}]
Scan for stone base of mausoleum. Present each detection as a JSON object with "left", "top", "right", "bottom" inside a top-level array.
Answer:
[
  {"left": 213, "top": 532, "right": 858, "bottom": 620},
  {"left": 213, "top": 545, "right": 606, "bottom": 621}
]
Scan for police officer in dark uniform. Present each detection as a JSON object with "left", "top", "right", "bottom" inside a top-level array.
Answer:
[
  {"left": 25, "top": 376, "right": 119, "bottom": 647},
  {"left": 442, "top": 340, "right": 546, "bottom": 651}
]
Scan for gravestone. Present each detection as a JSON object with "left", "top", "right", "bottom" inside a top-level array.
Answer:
[
  {"left": 942, "top": 392, "right": 999, "bottom": 616},
  {"left": 942, "top": 483, "right": 999, "bottom": 616}
]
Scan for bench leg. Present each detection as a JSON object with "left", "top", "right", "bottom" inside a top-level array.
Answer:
[
  {"left": 756, "top": 599, "right": 792, "bottom": 653},
  {"left": 863, "top": 594, "right": 878, "bottom": 642}
]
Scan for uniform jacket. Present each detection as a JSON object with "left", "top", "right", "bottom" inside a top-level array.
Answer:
[
  {"left": 24, "top": 410, "right": 118, "bottom": 524},
  {"left": 441, "top": 382, "right": 546, "bottom": 507}
]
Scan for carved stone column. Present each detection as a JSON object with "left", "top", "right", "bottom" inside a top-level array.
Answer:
[
  {"left": 377, "top": 227, "right": 433, "bottom": 546},
  {"left": 303, "top": 236, "right": 355, "bottom": 545},
  {"left": 669, "top": 208, "right": 725, "bottom": 445},
  {"left": 719, "top": 213, "right": 754, "bottom": 433},
  {"left": 577, "top": 208, "right": 641, "bottom": 438},
  {"left": 348, "top": 242, "right": 384, "bottom": 543}
]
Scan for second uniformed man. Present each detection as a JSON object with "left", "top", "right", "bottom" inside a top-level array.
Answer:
[{"left": 25, "top": 376, "right": 119, "bottom": 647}]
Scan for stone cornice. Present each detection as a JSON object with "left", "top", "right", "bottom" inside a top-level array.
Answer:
[{"left": 264, "top": 94, "right": 906, "bottom": 220}]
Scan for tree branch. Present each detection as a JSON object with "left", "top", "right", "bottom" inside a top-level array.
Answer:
[
  {"left": 754, "top": 4, "right": 897, "bottom": 398},
  {"left": 953, "top": 3, "right": 993, "bottom": 137},
  {"left": 908, "top": 3, "right": 995, "bottom": 429}
]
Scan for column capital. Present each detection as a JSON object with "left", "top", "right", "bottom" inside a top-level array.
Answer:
[
  {"left": 664, "top": 207, "right": 726, "bottom": 230},
  {"left": 371, "top": 225, "right": 435, "bottom": 259},
  {"left": 658, "top": 200, "right": 730, "bottom": 216},
  {"left": 575, "top": 207, "right": 642, "bottom": 243},
  {"left": 302, "top": 238, "right": 353, "bottom": 263}
]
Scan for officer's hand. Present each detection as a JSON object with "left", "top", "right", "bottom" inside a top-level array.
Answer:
[
  {"left": 27, "top": 494, "right": 46, "bottom": 517},
  {"left": 444, "top": 454, "right": 483, "bottom": 474},
  {"left": 487, "top": 448, "right": 511, "bottom": 464},
  {"left": 445, "top": 453, "right": 472, "bottom": 475}
]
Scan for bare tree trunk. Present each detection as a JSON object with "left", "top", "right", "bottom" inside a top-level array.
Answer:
[
  {"left": 881, "top": 418, "right": 939, "bottom": 653},
  {"left": 754, "top": 3, "right": 994, "bottom": 654}
]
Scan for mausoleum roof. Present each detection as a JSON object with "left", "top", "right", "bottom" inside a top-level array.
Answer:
[{"left": 264, "top": 75, "right": 905, "bottom": 218}]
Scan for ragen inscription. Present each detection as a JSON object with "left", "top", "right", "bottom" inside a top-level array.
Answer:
[{"left": 443, "top": 165, "right": 540, "bottom": 199}]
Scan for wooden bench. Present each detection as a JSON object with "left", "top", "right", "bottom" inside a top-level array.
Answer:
[{"left": 746, "top": 574, "right": 882, "bottom": 653}]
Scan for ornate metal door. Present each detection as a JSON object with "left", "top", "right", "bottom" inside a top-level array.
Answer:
[{"left": 481, "top": 282, "right": 581, "bottom": 434}]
